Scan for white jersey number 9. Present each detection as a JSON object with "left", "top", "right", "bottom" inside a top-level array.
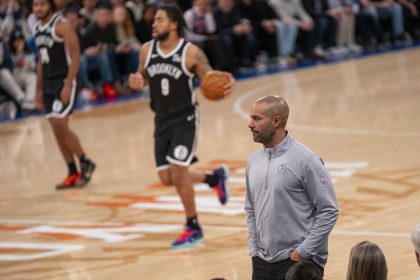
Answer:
[{"left": 161, "top": 78, "right": 169, "bottom": 96}]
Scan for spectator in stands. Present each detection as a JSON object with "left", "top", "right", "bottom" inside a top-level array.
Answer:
[
  {"left": 333, "top": 0, "right": 362, "bottom": 54},
  {"left": 0, "top": 34, "right": 34, "bottom": 109},
  {"left": 251, "top": 0, "right": 279, "bottom": 63},
  {"left": 9, "top": 29, "right": 36, "bottom": 108},
  {"left": 411, "top": 224, "right": 420, "bottom": 279},
  {"left": 268, "top": 0, "right": 314, "bottom": 64},
  {"left": 112, "top": 5, "right": 140, "bottom": 84},
  {"left": 79, "top": 0, "right": 98, "bottom": 24},
  {"left": 184, "top": 0, "right": 232, "bottom": 71},
  {"left": 80, "top": 4, "right": 121, "bottom": 98},
  {"left": 285, "top": 260, "right": 323, "bottom": 280},
  {"left": 346, "top": 240, "right": 388, "bottom": 280},
  {"left": 301, "top": 0, "right": 340, "bottom": 57},
  {"left": 125, "top": 0, "right": 144, "bottom": 22},
  {"left": 0, "top": 0, "right": 31, "bottom": 40},
  {"left": 397, "top": 0, "right": 419, "bottom": 39},
  {"left": 359, "top": 0, "right": 406, "bottom": 44},
  {"left": 214, "top": 0, "right": 256, "bottom": 70},
  {"left": 135, "top": 4, "right": 154, "bottom": 44}
]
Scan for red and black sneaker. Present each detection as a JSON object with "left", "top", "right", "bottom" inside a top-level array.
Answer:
[{"left": 55, "top": 173, "right": 86, "bottom": 190}]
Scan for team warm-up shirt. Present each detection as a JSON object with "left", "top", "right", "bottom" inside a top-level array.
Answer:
[
  {"left": 245, "top": 132, "right": 339, "bottom": 267},
  {"left": 34, "top": 12, "right": 69, "bottom": 79},
  {"left": 144, "top": 38, "right": 196, "bottom": 117}
]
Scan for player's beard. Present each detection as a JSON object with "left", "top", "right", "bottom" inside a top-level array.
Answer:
[
  {"left": 252, "top": 126, "right": 275, "bottom": 146},
  {"left": 155, "top": 31, "right": 170, "bottom": 42}
]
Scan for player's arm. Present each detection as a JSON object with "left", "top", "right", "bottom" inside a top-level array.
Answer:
[
  {"left": 128, "top": 42, "right": 150, "bottom": 90},
  {"left": 35, "top": 58, "right": 43, "bottom": 109},
  {"left": 187, "top": 44, "right": 212, "bottom": 79},
  {"left": 55, "top": 18, "right": 80, "bottom": 104},
  {"left": 187, "top": 44, "right": 235, "bottom": 97}
]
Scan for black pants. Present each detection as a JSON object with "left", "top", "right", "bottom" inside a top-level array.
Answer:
[{"left": 252, "top": 256, "right": 324, "bottom": 280}]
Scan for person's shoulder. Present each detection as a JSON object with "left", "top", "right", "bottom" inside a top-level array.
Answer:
[
  {"left": 54, "top": 16, "right": 73, "bottom": 36},
  {"left": 141, "top": 41, "right": 152, "bottom": 52},
  {"left": 248, "top": 148, "right": 265, "bottom": 162},
  {"left": 289, "top": 138, "right": 318, "bottom": 160},
  {"left": 184, "top": 42, "right": 202, "bottom": 59}
]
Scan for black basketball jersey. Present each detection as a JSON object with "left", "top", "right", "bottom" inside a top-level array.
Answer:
[
  {"left": 145, "top": 39, "right": 196, "bottom": 117},
  {"left": 34, "top": 13, "right": 69, "bottom": 79}
]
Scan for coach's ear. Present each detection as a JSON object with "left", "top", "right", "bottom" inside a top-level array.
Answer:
[
  {"left": 416, "top": 251, "right": 420, "bottom": 267},
  {"left": 272, "top": 115, "right": 281, "bottom": 129}
]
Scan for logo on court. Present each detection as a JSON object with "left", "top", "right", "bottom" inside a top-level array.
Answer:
[
  {"left": 174, "top": 145, "right": 188, "bottom": 160},
  {"left": 278, "top": 164, "right": 286, "bottom": 173}
]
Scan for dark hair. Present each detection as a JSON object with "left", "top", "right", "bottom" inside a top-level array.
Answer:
[
  {"left": 157, "top": 3, "right": 185, "bottom": 37},
  {"left": 46, "top": 0, "right": 56, "bottom": 11},
  {"left": 9, "top": 29, "right": 31, "bottom": 55},
  {"left": 285, "top": 261, "right": 323, "bottom": 280}
]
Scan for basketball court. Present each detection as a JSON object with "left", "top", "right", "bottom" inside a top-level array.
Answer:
[{"left": 1, "top": 47, "right": 420, "bottom": 279}]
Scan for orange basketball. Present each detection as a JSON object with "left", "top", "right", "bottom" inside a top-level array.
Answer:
[{"left": 200, "top": 71, "right": 229, "bottom": 101}]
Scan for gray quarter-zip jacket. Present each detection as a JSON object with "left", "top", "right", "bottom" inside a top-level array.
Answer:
[{"left": 245, "top": 133, "right": 339, "bottom": 267}]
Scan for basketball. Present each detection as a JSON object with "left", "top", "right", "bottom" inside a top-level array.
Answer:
[{"left": 200, "top": 71, "right": 229, "bottom": 101}]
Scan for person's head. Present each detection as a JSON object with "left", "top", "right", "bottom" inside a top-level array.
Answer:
[
  {"left": 194, "top": 0, "right": 211, "bottom": 12},
  {"left": 152, "top": 3, "right": 184, "bottom": 41},
  {"left": 9, "top": 29, "right": 27, "bottom": 54},
  {"left": 248, "top": 95, "right": 289, "bottom": 147},
  {"left": 53, "top": 0, "right": 71, "bottom": 10},
  {"left": 32, "top": 0, "right": 55, "bottom": 21},
  {"left": 346, "top": 241, "right": 388, "bottom": 280},
  {"left": 82, "top": 0, "right": 97, "bottom": 11},
  {"left": 217, "top": 0, "right": 233, "bottom": 13},
  {"left": 142, "top": 4, "right": 155, "bottom": 23},
  {"left": 64, "top": 8, "right": 81, "bottom": 30},
  {"left": 285, "top": 260, "right": 323, "bottom": 280},
  {"left": 95, "top": 5, "right": 112, "bottom": 29},
  {"left": 112, "top": 6, "right": 135, "bottom": 36},
  {"left": 412, "top": 224, "right": 420, "bottom": 267}
]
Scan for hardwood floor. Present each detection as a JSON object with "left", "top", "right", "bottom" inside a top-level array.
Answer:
[{"left": 1, "top": 48, "right": 420, "bottom": 279}]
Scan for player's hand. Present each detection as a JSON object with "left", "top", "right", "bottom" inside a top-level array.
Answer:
[
  {"left": 221, "top": 71, "right": 235, "bottom": 97},
  {"left": 128, "top": 72, "right": 145, "bottom": 90},
  {"left": 35, "top": 90, "right": 43, "bottom": 110},
  {"left": 290, "top": 250, "right": 305, "bottom": 261},
  {"left": 60, "top": 83, "right": 72, "bottom": 105}
]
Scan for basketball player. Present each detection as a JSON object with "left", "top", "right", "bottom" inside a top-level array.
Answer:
[
  {"left": 33, "top": 0, "right": 96, "bottom": 189},
  {"left": 129, "top": 4, "right": 235, "bottom": 249}
]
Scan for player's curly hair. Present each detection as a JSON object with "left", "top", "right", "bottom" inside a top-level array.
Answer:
[{"left": 157, "top": 3, "right": 185, "bottom": 37}]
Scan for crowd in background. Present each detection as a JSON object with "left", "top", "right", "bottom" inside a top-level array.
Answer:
[{"left": 1, "top": 0, "right": 420, "bottom": 113}]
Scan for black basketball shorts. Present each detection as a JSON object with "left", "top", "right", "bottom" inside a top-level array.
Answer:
[
  {"left": 154, "top": 109, "right": 199, "bottom": 170},
  {"left": 43, "top": 78, "right": 78, "bottom": 118}
]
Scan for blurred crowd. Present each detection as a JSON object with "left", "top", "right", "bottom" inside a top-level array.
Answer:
[{"left": 1, "top": 0, "right": 420, "bottom": 114}]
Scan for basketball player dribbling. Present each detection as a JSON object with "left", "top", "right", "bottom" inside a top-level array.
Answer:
[
  {"left": 33, "top": 0, "right": 96, "bottom": 189},
  {"left": 129, "top": 4, "right": 236, "bottom": 248}
]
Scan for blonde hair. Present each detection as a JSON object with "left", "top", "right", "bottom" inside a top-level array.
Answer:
[
  {"left": 346, "top": 241, "right": 388, "bottom": 280},
  {"left": 412, "top": 224, "right": 420, "bottom": 253}
]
